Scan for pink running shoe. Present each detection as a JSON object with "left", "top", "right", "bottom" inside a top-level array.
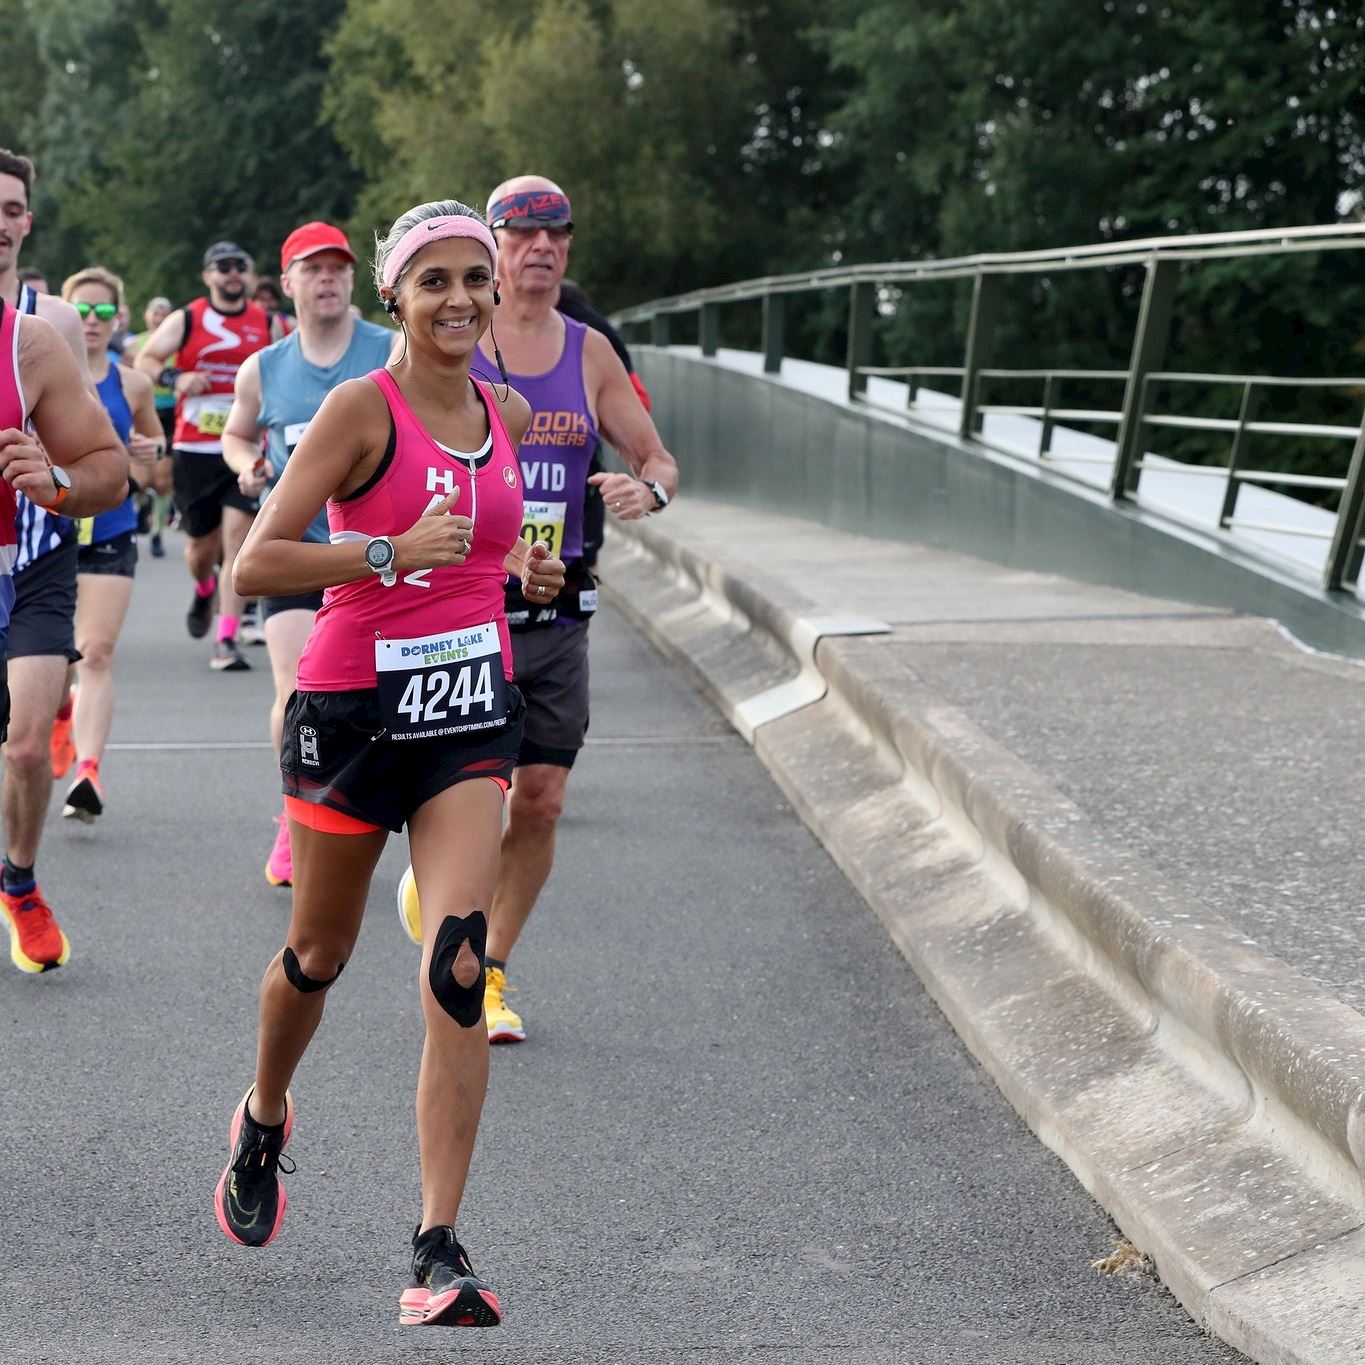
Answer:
[{"left": 264, "top": 812, "right": 292, "bottom": 888}]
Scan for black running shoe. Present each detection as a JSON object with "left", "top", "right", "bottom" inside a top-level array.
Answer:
[
  {"left": 399, "top": 1226, "right": 502, "bottom": 1328},
  {"left": 211, "top": 639, "right": 250, "bottom": 672},
  {"left": 187, "top": 583, "right": 216, "bottom": 638},
  {"left": 61, "top": 763, "right": 105, "bottom": 823},
  {"left": 213, "top": 1088, "right": 295, "bottom": 1248}
]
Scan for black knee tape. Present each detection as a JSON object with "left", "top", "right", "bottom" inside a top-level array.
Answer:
[
  {"left": 428, "top": 911, "right": 487, "bottom": 1027},
  {"left": 282, "top": 945, "right": 344, "bottom": 993}
]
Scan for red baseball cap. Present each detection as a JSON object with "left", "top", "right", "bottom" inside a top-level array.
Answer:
[{"left": 280, "top": 222, "right": 357, "bottom": 273}]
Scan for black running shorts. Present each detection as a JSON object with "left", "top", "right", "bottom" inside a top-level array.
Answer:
[
  {"left": 260, "top": 590, "right": 324, "bottom": 622},
  {"left": 0, "top": 655, "right": 11, "bottom": 742},
  {"left": 511, "top": 619, "right": 590, "bottom": 769},
  {"left": 172, "top": 448, "right": 258, "bottom": 539},
  {"left": 280, "top": 683, "right": 526, "bottom": 833},
  {"left": 77, "top": 530, "right": 138, "bottom": 579},
  {"left": 8, "top": 537, "right": 80, "bottom": 661}
]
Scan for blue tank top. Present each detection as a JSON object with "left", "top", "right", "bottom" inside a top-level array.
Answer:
[
  {"left": 258, "top": 320, "right": 394, "bottom": 544},
  {"left": 86, "top": 366, "right": 137, "bottom": 543},
  {"left": 474, "top": 316, "right": 599, "bottom": 562}
]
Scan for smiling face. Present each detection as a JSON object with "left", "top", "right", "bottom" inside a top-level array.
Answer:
[
  {"left": 283, "top": 250, "right": 354, "bottom": 326},
  {"left": 389, "top": 237, "right": 497, "bottom": 363},
  {"left": 0, "top": 171, "right": 33, "bottom": 277},
  {"left": 70, "top": 280, "right": 119, "bottom": 363}
]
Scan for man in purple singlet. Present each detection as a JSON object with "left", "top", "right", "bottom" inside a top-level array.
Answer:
[
  {"left": 398, "top": 176, "right": 679, "bottom": 1041},
  {"left": 469, "top": 175, "right": 679, "bottom": 1041}
]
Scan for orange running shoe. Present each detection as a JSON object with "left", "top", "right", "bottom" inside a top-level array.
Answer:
[
  {"left": 0, "top": 885, "right": 71, "bottom": 973},
  {"left": 50, "top": 692, "right": 76, "bottom": 780}
]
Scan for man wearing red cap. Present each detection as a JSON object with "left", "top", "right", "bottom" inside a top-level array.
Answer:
[{"left": 221, "top": 222, "right": 396, "bottom": 887}]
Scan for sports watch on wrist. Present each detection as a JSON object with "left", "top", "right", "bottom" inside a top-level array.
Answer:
[
  {"left": 364, "top": 535, "right": 397, "bottom": 586},
  {"left": 642, "top": 478, "right": 669, "bottom": 511},
  {"left": 46, "top": 463, "right": 72, "bottom": 511}
]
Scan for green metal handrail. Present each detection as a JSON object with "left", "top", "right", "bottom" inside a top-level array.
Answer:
[{"left": 615, "top": 223, "right": 1365, "bottom": 593}]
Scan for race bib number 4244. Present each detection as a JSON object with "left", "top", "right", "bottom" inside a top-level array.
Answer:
[{"left": 375, "top": 622, "right": 509, "bottom": 741}]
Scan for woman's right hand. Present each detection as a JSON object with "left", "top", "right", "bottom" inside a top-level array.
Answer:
[{"left": 393, "top": 488, "right": 474, "bottom": 571}]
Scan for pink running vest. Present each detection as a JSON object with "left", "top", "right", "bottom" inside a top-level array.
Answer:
[{"left": 295, "top": 370, "right": 524, "bottom": 691}]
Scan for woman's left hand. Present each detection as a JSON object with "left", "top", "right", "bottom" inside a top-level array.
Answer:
[{"left": 521, "top": 541, "right": 566, "bottom": 603}]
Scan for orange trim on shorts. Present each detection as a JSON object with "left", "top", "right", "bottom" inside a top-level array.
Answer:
[{"left": 284, "top": 795, "right": 383, "bottom": 836}]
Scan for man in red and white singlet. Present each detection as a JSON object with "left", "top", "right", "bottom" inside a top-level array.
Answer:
[
  {"left": 135, "top": 239, "right": 270, "bottom": 672},
  {"left": 212, "top": 199, "right": 564, "bottom": 1328}
]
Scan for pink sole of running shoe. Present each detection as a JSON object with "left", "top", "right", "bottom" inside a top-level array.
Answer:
[
  {"left": 213, "top": 1088, "right": 294, "bottom": 1248},
  {"left": 399, "top": 1285, "right": 502, "bottom": 1327},
  {"left": 264, "top": 818, "right": 292, "bottom": 887}
]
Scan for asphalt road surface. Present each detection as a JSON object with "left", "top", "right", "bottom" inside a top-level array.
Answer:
[{"left": 0, "top": 539, "right": 1244, "bottom": 1363}]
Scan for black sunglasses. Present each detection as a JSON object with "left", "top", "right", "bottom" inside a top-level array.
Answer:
[
  {"left": 212, "top": 259, "right": 249, "bottom": 274},
  {"left": 498, "top": 222, "right": 573, "bottom": 240}
]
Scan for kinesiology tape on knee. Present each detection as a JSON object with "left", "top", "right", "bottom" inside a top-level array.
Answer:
[
  {"left": 282, "top": 945, "right": 345, "bottom": 994},
  {"left": 428, "top": 911, "right": 487, "bottom": 1027}
]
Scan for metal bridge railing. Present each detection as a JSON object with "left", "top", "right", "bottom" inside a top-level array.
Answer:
[{"left": 615, "top": 224, "right": 1365, "bottom": 594}]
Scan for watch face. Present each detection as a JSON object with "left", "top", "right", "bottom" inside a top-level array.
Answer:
[
  {"left": 365, "top": 538, "right": 391, "bottom": 569},
  {"left": 52, "top": 465, "right": 72, "bottom": 490}
]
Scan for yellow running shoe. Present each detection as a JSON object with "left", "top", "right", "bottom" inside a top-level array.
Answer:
[
  {"left": 485, "top": 966, "right": 525, "bottom": 1044},
  {"left": 396, "top": 865, "right": 422, "bottom": 945}
]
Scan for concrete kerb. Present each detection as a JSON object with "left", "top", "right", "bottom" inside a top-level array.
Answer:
[{"left": 602, "top": 517, "right": 1365, "bottom": 1363}]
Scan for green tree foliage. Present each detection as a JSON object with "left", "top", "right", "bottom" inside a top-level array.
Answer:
[
  {"left": 324, "top": 0, "right": 842, "bottom": 312},
  {"left": 6, "top": 0, "right": 1365, "bottom": 489},
  {"left": 819, "top": 0, "right": 1365, "bottom": 480},
  {"left": 0, "top": 0, "right": 44, "bottom": 155},
  {"left": 15, "top": 0, "right": 361, "bottom": 307},
  {"left": 14, "top": 0, "right": 144, "bottom": 280}
]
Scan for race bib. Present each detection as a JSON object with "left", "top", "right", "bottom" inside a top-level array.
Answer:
[
  {"left": 186, "top": 395, "right": 232, "bottom": 436},
  {"left": 283, "top": 421, "right": 309, "bottom": 455},
  {"left": 520, "top": 500, "right": 566, "bottom": 560},
  {"left": 375, "top": 623, "right": 508, "bottom": 742}
]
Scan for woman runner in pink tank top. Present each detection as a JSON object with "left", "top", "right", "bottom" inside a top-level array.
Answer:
[{"left": 212, "top": 200, "right": 565, "bottom": 1329}]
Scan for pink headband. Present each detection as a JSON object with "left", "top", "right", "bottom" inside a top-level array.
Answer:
[{"left": 381, "top": 215, "right": 497, "bottom": 288}]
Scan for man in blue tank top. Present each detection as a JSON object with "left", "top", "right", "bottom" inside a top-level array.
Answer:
[
  {"left": 222, "top": 222, "right": 396, "bottom": 889},
  {"left": 440, "top": 174, "right": 678, "bottom": 1043}
]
